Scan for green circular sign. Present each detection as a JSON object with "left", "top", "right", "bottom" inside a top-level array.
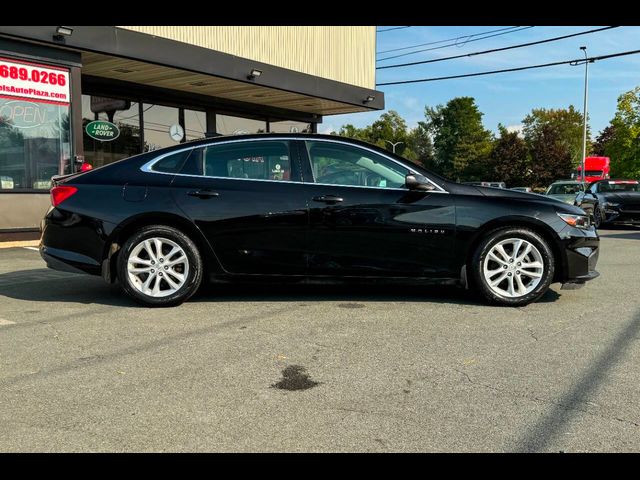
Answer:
[{"left": 85, "top": 120, "right": 120, "bottom": 142}]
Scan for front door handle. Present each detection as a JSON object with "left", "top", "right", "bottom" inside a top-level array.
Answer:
[
  {"left": 312, "top": 195, "right": 344, "bottom": 204},
  {"left": 187, "top": 190, "right": 220, "bottom": 199}
]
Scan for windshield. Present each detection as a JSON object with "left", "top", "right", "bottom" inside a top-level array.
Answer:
[
  {"left": 547, "top": 183, "right": 582, "bottom": 195},
  {"left": 598, "top": 182, "right": 640, "bottom": 192}
]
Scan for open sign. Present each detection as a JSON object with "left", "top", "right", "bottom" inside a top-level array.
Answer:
[{"left": 0, "top": 99, "right": 50, "bottom": 129}]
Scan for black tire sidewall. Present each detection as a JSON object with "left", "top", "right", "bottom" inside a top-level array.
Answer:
[
  {"left": 471, "top": 227, "right": 555, "bottom": 307},
  {"left": 117, "top": 225, "right": 202, "bottom": 307},
  {"left": 594, "top": 206, "right": 603, "bottom": 228}
]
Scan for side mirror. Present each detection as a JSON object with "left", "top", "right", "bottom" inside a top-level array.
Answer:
[{"left": 405, "top": 174, "right": 436, "bottom": 192}]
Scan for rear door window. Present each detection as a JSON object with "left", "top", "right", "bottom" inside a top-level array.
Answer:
[{"left": 180, "top": 140, "right": 300, "bottom": 182}]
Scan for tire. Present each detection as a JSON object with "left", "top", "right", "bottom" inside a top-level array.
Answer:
[
  {"left": 593, "top": 206, "right": 603, "bottom": 229},
  {"left": 116, "top": 225, "right": 203, "bottom": 307},
  {"left": 470, "top": 227, "right": 555, "bottom": 307}
]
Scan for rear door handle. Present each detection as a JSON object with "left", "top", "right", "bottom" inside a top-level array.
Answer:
[
  {"left": 187, "top": 190, "right": 220, "bottom": 199},
  {"left": 312, "top": 195, "right": 344, "bottom": 204}
]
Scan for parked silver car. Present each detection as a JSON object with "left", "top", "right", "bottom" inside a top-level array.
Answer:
[{"left": 545, "top": 180, "right": 585, "bottom": 204}]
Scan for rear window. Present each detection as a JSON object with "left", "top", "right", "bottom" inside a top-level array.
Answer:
[{"left": 150, "top": 150, "right": 191, "bottom": 173}]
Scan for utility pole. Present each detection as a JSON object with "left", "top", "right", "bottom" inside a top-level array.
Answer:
[
  {"left": 579, "top": 46, "right": 590, "bottom": 186},
  {"left": 384, "top": 140, "right": 404, "bottom": 154}
]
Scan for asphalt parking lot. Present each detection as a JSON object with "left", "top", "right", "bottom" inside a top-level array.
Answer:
[{"left": 1, "top": 228, "right": 639, "bottom": 452}]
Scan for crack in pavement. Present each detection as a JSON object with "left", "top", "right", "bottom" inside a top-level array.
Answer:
[
  {"left": 452, "top": 368, "right": 640, "bottom": 430},
  {"left": 0, "top": 305, "right": 299, "bottom": 388}
]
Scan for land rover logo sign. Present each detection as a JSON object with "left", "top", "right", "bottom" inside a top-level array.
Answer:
[{"left": 85, "top": 120, "right": 120, "bottom": 141}]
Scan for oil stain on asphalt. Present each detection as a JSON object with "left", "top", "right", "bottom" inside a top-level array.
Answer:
[{"left": 272, "top": 365, "right": 321, "bottom": 391}]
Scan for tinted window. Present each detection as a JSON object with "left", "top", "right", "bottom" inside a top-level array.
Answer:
[
  {"left": 306, "top": 141, "right": 409, "bottom": 189},
  {"left": 598, "top": 181, "right": 640, "bottom": 192},
  {"left": 182, "top": 140, "right": 295, "bottom": 181},
  {"left": 151, "top": 150, "right": 191, "bottom": 173},
  {"left": 547, "top": 183, "right": 581, "bottom": 195}
]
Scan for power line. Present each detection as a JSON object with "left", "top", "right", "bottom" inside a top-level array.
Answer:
[
  {"left": 376, "top": 48, "right": 640, "bottom": 86},
  {"left": 377, "top": 26, "right": 620, "bottom": 70},
  {"left": 377, "top": 26, "right": 534, "bottom": 62},
  {"left": 377, "top": 26, "right": 524, "bottom": 55},
  {"left": 377, "top": 26, "right": 412, "bottom": 33}
]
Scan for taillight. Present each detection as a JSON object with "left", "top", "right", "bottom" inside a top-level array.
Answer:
[{"left": 50, "top": 185, "right": 78, "bottom": 207}]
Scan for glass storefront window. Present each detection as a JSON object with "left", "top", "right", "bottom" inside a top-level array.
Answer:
[
  {"left": 184, "top": 109, "right": 206, "bottom": 141},
  {"left": 269, "top": 120, "right": 311, "bottom": 133},
  {"left": 143, "top": 104, "right": 181, "bottom": 152},
  {"left": 82, "top": 95, "right": 141, "bottom": 169},
  {"left": 216, "top": 114, "right": 266, "bottom": 135},
  {"left": 0, "top": 98, "right": 71, "bottom": 190}
]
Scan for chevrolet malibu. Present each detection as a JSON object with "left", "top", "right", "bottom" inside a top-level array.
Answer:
[{"left": 41, "top": 134, "right": 600, "bottom": 307}]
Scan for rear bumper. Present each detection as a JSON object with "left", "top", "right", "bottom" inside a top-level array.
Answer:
[
  {"left": 40, "top": 208, "right": 114, "bottom": 276},
  {"left": 40, "top": 245, "right": 101, "bottom": 275}
]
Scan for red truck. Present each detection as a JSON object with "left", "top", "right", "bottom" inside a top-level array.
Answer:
[{"left": 573, "top": 156, "right": 611, "bottom": 183}]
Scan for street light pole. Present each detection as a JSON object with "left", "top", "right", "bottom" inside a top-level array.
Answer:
[
  {"left": 384, "top": 140, "right": 404, "bottom": 154},
  {"left": 580, "top": 46, "right": 589, "bottom": 187}
]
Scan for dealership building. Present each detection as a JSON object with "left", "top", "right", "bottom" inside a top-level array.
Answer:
[{"left": 0, "top": 26, "right": 383, "bottom": 239}]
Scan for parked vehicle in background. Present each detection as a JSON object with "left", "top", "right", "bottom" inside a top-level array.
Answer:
[
  {"left": 463, "top": 181, "right": 507, "bottom": 189},
  {"left": 40, "top": 133, "right": 599, "bottom": 308},
  {"left": 572, "top": 156, "right": 610, "bottom": 183},
  {"left": 575, "top": 179, "right": 640, "bottom": 228},
  {"left": 545, "top": 180, "right": 585, "bottom": 204},
  {"left": 510, "top": 187, "right": 532, "bottom": 193}
]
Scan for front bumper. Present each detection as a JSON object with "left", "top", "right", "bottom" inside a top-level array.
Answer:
[
  {"left": 560, "top": 227, "right": 600, "bottom": 288},
  {"left": 603, "top": 207, "right": 640, "bottom": 225}
]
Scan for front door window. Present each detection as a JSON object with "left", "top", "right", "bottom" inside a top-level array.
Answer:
[{"left": 306, "top": 140, "right": 409, "bottom": 189}]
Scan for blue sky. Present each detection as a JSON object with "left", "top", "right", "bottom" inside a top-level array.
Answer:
[{"left": 322, "top": 26, "right": 640, "bottom": 137}]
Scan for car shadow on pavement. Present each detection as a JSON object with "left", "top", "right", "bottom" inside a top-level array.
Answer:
[
  {"left": 0, "top": 268, "right": 561, "bottom": 308},
  {"left": 0, "top": 268, "right": 139, "bottom": 307},
  {"left": 513, "top": 309, "right": 640, "bottom": 452},
  {"left": 598, "top": 225, "right": 640, "bottom": 241}
]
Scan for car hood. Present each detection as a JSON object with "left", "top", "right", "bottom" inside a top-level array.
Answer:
[
  {"left": 601, "top": 192, "right": 640, "bottom": 203},
  {"left": 474, "top": 186, "right": 584, "bottom": 214}
]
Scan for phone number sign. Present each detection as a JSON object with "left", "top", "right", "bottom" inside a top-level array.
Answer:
[{"left": 0, "top": 57, "right": 70, "bottom": 106}]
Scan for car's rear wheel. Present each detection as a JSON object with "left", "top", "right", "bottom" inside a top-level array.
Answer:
[
  {"left": 117, "top": 225, "right": 203, "bottom": 307},
  {"left": 471, "top": 227, "right": 555, "bottom": 307}
]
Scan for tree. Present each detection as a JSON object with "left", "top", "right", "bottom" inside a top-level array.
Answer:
[
  {"left": 522, "top": 106, "right": 589, "bottom": 168},
  {"left": 489, "top": 125, "right": 532, "bottom": 187},
  {"left": 599, "top": 86, "right": 640, "bottom": 178},
  {"left": 424, "top": 97, "right": 493, "bottom": 181},
  {"left": 404, "top": 121, "right": 435, "bottom": 169},
  {"left": 529, "top": 124, "right": 573, "bottom": 187},
  {"left": 592, "top": 124, "right": 616, "bottom": 156}
]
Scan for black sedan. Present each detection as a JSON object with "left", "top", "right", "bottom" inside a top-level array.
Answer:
[
  {"left": 41, "top": 133, "right": 600, "bottom": 307},
  {"left": 575, "top": 179, "right": 640, "bottom": 228}
]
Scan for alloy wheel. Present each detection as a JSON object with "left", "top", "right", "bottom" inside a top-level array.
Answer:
[
  {"left": 482, "top": 237, "right": 544, "bottom": 298},
  {"left": 127, "top": 237, "right": 189, "bottom": 297}
]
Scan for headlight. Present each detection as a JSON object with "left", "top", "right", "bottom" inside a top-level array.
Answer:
[
  {"left": 603, "top": 201, "right": 619, "bottom": 209},
  {"left": 557, "top": 212, "right": 590, "bottom": 229}
]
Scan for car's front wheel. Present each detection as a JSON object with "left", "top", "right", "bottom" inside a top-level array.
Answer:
[
  {"left": 117, "top": 225, "right": 203, "bottom": 307},
  {"left": 593, "top": 206, "right": 604, "bottom": 229},
  {"left": 470, "top": 227, "right": 555, "bottom": 307}
]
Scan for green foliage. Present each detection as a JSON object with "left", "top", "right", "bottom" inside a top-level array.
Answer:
[
  {"left": 522, "top": 106, "right": 588, "bottom": 167},
  {"left": 599, "top": 87, "right": 640, "bottom": 178},
  {"left": 489, "top": 125, "right": 532, "bottom": 187},
  {"left": 529, "top": 124, "right": 574, "bottom": 187},
  {"left": 424, "top": 97, "right": 493, "bottom": 180},
  {"left": 330, "top": 87, "right": 640, "bottom": 186}
]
